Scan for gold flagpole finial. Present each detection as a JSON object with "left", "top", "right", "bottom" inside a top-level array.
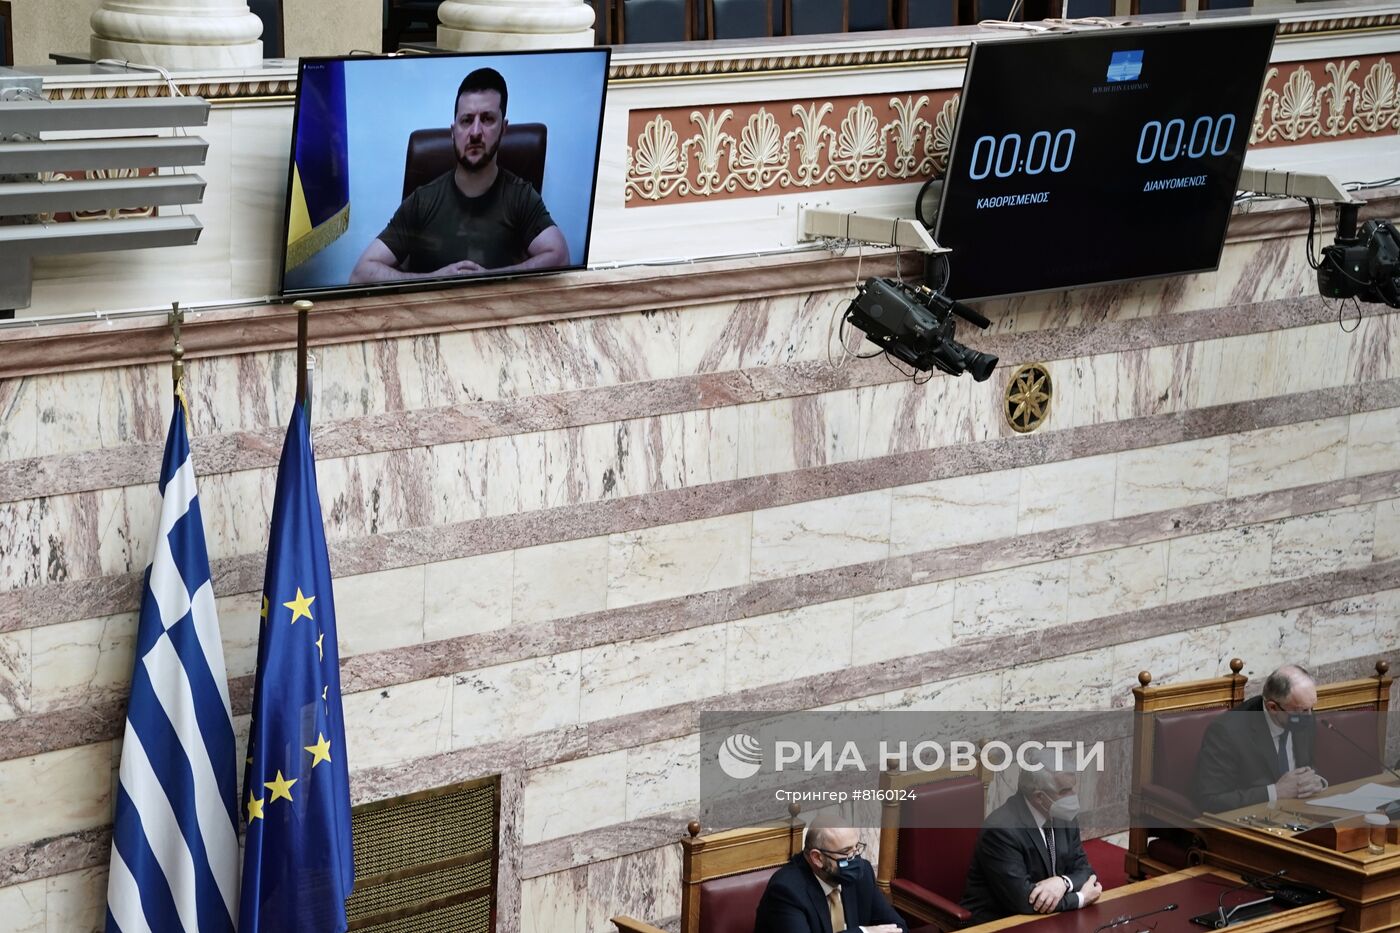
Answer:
[
  {"left": 170, "top": 301, "right": 192, "bottom": 429},
  {"left": 170, "top": 301, "right": 185, "bottom": 390}
]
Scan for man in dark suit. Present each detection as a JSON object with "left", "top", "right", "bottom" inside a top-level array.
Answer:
[
  {"left": 754, "top": 818, "right": 905, "bottom": 933},
  {"left": 1192, "top": 664, "right": 1325, "bottom": 813},
  {"left": 961, "top": 752, "right": 1102, "bottom": 925}
]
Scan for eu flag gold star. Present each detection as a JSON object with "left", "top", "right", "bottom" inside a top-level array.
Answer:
[
  {"left": 265, "top": 770, "right": 298, "bottom": 803},
  {"left": 282, "top": 588, "right": 315, "bottom": 625},
  {"left": 247, "top": 791, "right": 265, "bottom": 821},
  {"left": 315, "top": 632, "right": 324, "bottom": 661},
  {"left": 304, "top": 733, "right": 332, "bottom": 768},
  {"left": 260, "top": 595, "right": 268, "bottom": 624}
]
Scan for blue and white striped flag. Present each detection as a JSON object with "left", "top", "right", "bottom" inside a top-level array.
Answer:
[{"left": 106, "top": 395, "right": 241, "bottom": 933}]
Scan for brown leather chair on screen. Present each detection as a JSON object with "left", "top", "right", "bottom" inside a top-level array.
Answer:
[
  {"left": 612, "top": 815, "right": 804, "bottom": 933},
  {"left": 400, "top": 123, "right": 548, "bottom": 201},
  {"left": 874, "top": 763, "right": 990, "bottom": 931}
]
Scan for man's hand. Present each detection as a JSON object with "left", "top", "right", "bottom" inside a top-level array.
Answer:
[
  {"left": 434, "top": 259, "right": 487, "bottom": 276},
  {"left": 1029, "top": 877, "right": 1070, "bottom": 913},
  {"left": 1079, "top": 875, "right": 1103, "bottom": 907},
  {"left": 1276, "top": 767, "right": 1325, "bottom": 799}
]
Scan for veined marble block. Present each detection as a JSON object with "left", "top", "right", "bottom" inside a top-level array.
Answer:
[
  {"left": 1018, "top": 455, "right": 1117, "bottom": 534},
  {"left": 751, "top": 490, "right": 891, "bottom": 583},
  {"left": 889, "top": 471, "right": 1021, "bottom": 557},
  {"left": 1115, "top": 437, "right": 1231, "bottom": 517},
  {"left": 581, "top": 628, "right": 724, "bottom": 722},
  {"left": 454, "top": 652, "right": 582, "bottom": 750},
  {"left": 607, "top": 514, "right": 751, "bottom": 610},
  {"left": 1166, "top": 526, "right": 1273, "bottom": 603},
  {"left": 522, "top": 751, "right": 628, "bottom": 845},
  {"left": 1228, "top": 418, "right": 1348, "bottom": 498},
  {"left": 953, "top": 562, "right": 1070, "bottom": 641}
]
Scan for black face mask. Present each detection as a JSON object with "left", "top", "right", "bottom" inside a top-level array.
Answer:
[
  {"left": 1282, "top": 711, "right": 1312, "bottom": 732},
  {"left": 824, "top": 854, "right": 863, "bottom": 886}
]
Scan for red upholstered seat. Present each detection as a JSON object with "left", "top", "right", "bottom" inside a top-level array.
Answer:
[
  {"left": 696, "top": 866, "right": 780, "bottom": 933},
  {"left": 893, "top": 774, "right": 985, "bottom": 918},
  {"left": 1150, "top": 707, "right": 1227, "bottom": 809},
  {"left": 1081, "top": 838, "right": 1130, "bottom": 891},
  {"left": 1315, "top": 709, "right": 1384, "bottom": 785}
]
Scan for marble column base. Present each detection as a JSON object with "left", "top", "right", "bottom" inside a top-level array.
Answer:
[
  {"left": 90, "top": 1, "right": 264, "bottom": 71},
  {"left": 436, "top": 0, "right": 595, "bottom": 51},
  {"left": 90, "top": 36, "right": 264, "bottom": 69}
]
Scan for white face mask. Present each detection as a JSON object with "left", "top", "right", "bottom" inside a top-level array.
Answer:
[{"left": 1047, "top": 794, "right": 1081, "bottom": 822}]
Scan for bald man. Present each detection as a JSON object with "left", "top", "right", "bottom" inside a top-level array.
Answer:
[
  {"left": 1192, "top": 664, "right": 1327, "bottom": 813},
  {"left": 755, "top": 818, "right": 905, "bottom": 933}
]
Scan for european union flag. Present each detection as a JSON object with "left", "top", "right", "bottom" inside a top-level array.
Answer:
[{"left": 239, "top": 401, "right": 355, "bottom": 932}]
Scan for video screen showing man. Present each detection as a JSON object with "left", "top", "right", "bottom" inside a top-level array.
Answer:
[
  {"left": 1192, "top": 664, "right": 1325, "bottom": 813},
  {"left": 350, "top": 67, "right": 568, "bottom": 284},
  {"left": 960, "top": 750, "right": 1102, "bottom": 925}
]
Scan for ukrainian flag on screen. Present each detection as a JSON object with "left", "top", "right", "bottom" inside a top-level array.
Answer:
[{"left": 286, "top": 60, "right": 350, "bottom": 271}]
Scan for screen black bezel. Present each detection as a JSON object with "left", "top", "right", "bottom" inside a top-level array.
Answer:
[
  {"left": 933, "top": 20, "right": 1278, "bottom": 303},
  {"left": 277, "top": 46, "right": 612, "bottom": 300}
]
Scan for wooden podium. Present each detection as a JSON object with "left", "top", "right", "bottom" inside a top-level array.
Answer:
[
  {"left": 1197, "top": 775, "right": 1400, "bottom": 933},
  {"left": 970, "top": 866, "right": 1341, "bottom": 933}
]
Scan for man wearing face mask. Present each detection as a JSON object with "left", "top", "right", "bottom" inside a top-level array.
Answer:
[
  {"left": 1192, "top": 664, "right": 1325, "bottom": 813},
  {"left": 960, "top": 751, "right": 1102, "bottom": 925},
  {"left": 754, "top": 817, "right": 905, "bottom": 933}
]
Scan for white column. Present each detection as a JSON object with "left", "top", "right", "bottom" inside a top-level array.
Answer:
[
  {"left": 436, "top": 0, "right": 595, "bottom": 51},
  {"left": 91, "top": 0, "right": 264, "bottom": 70}
]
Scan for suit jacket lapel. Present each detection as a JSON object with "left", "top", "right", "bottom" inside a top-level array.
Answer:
[
  {"left": 1251, "top": 711, "right": 1284, "bottom": 777},
  {"left": 1014, "top": 795, "right": 1053, "bottom": 876},
  {"left": 801, "top": 862, "right": 836, "bottom": 933}
]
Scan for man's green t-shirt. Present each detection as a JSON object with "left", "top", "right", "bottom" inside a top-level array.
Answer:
[{"left": 377, "top": 168, "right": 556, "bottom": 274}]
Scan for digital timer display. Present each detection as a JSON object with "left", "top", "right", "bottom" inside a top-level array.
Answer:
[{"left": 933, "top": 21, "right": 1277, "bottom": 301}]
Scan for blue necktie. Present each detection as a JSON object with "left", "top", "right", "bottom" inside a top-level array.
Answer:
[{"left": 1276, "top": 734, "right": 1290, "bottom": 779}]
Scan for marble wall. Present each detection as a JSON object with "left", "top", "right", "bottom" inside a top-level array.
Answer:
[{"left": 3, "top": 197, "right": 1400, "bottom": 930}]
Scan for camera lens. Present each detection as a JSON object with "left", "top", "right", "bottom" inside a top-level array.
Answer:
[{"left": 966, "top": 350, "right": 998, "bottom": 382}]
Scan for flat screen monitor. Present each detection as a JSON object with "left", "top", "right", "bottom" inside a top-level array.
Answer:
[
  {"left": 280, "top": 48, "right": 610, "bottom": 297},
  {"left": 933, "top": 21, "right": 1277, "bottom": 301}
]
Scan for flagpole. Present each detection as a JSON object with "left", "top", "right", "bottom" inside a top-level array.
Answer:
[
  {"left": 169, "top": 300, "right": 184, "bottom": 394},
  {"left": 293, "top": 299, "right": 312, "bottom": 411}
]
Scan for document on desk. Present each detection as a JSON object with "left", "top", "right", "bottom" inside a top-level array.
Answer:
[{"left": 1310, "top": 783, "right": 1400, "bottom": 812}]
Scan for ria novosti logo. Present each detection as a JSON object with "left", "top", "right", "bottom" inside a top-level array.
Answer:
[
  {"left": 715, "top": 735, "right": 1105, "bottom": 781},
  {"left": 717, "top": 733, "right": 764, "bottom": 779}
]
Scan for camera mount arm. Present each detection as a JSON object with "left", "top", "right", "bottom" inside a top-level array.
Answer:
[
  {"left": 799, "top": 207, "right": 950, "bottom": 254},
  {"left": 1236, "top": 167, "right": 1361, "bottom": 205}
]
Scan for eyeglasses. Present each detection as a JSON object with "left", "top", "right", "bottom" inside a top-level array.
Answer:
[{"left": 818, "top": 842, "right": 866, "bottom": 860}]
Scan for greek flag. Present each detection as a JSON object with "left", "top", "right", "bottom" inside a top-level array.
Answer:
[{"left": 106, "top": 396, "right": 241, "bottom": 933}]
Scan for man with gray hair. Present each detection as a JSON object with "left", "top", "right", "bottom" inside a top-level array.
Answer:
[
  {"left": 1193, "top": 663, "right": 1325, "bottom": 813},
  {"left": 960, "top": 748, "right": 1101, "bottom": 925},
  {"left": 755, "top": 815, "right": 905, "bottom": 933}
]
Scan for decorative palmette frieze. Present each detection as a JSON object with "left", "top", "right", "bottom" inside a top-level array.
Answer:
[
  {"left": 1251, "top": 56, "right": 1400, "bottom": 143},
  {"left": 625, "top": 93, "right": 959, "bottom": 204},
  {"left": 627, "top": 54, "right": 1398, "bottom": 205}
]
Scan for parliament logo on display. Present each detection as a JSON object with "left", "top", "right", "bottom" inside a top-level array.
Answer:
[
  {"left": 718, "top": 733, "right": 764, "bottom": 780},
  {"left": 1106, "top": 49, "right": 1144, "bottom": 82}
]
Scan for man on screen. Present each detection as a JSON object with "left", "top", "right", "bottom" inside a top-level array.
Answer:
[{"left": 349, "top": 67, "right": 569, "bottom": 283}]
